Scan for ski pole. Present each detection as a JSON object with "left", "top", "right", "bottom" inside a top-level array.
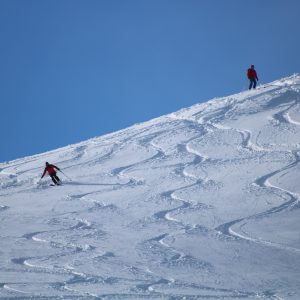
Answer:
[
  {"left": 36, "top": 177, "right": 43, "bottom": 186},
  {"left": 59, "top": 170, "right": 72, "bottom": 181}
]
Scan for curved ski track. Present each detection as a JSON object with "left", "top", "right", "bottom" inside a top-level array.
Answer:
[
  {"left": 1, "top": 83, "right": 300, "bottom": 299},
  {"left": 138, "top": 86, "right": 300, "bottom": 299},
  {"left": 213, "top": 90, "right": 300, "bottom": 255}
]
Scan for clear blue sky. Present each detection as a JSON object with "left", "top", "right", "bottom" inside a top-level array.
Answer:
[{"left": 1, "top": 0, "right": 299, "bottom": 162}]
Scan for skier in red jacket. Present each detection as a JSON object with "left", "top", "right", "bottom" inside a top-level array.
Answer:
[
  {"left": 41, "top": 162, "right": 61, "bottom": 185},
  {"left": 247, "top": 65, "right": 259, "bottom": 90}
]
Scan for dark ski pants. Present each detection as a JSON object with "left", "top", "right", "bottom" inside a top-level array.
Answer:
[
  {"left": 50, "top": 173, "right": 60, "bottom": 185},
  {"left": 249, "top": 78, "right": 257, "bottom": 89}
]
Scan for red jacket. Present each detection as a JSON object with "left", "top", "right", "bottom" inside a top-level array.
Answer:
[
  {"left": 247, "top": 68, "right": 258, "bottom": 80},
  {"left": 41, "top": 164, "right": 60, "bottom": 178}
]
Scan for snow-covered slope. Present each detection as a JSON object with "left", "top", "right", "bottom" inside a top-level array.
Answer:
[{"left": 1, "top": 75, "right": 300, "bottom": 299}]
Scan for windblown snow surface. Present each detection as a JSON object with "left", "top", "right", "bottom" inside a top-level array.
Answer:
[{"left": 1, "top": 75, "right": 300, "bottom": 300}]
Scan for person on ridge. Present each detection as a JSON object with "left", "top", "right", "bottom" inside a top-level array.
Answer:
[
  {"left": 247, "top": 65, "right": 259, "bottom": 90},
  {"left": 41, "top": 162, "right": 61, "bottom": 185}
]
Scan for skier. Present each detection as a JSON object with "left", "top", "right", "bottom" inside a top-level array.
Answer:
[
  {"left": 41, "top": 162, "right": 61, "bottom": 185},
  {"left": 247, "top": 65, "right": 259, "bottom": 90}
]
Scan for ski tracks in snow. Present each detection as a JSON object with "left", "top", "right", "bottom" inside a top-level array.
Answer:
[
  {"left": 211, "top": 90, "right": 300, "bottom": 255},
  {"left": 141, "top": 85, "right": 300, "bottom": 299},
  {"left": 220, "top": 149, "right": 300, "bottom": 254},
  {"left": 1, "top": 79, "right": 300, "bottom": 299}
]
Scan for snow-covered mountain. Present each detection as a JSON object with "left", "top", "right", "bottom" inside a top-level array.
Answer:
[{"left": 1, "top": 75, "right": 300, "bottom": 300}]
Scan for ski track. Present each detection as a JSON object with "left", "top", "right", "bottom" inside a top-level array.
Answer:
[
  {"left": 0, "top": 132, "right": 166, "bottom": 298},
  {"left": 135, "top": 117, "right": 270, "bottom": 298},
  {"left": 213, "top": 113, "right": 300, "bottom": 255},
  {"left": 138, "top": 85, "right": 300, "bottom": 299},
  {"left": 1, "top": 79, "right": 300, "bottom": 299}
]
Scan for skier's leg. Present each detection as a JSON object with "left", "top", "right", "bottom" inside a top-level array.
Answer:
[
  {"left": 253, "top": 79, "right": 257, "bottom": 89},
  {"left": 50, "top": 175, "right": 58, "bottom": 185},
  {"left": 54, "top": 174, "right": 61, "bottom": 184},
  {"left": 249, "top": 80, "right": 253, "bottom": 90}
]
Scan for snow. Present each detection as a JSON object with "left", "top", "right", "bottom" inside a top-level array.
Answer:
[{"left": 1, "top": 75, "right": 300, "bottom": 299}]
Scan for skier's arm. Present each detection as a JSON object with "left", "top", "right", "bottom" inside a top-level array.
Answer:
[
  {"left": 41, "top": 168, "right": 46, "bottom": 178},
  {"left": 53, "top": 165, "right": 60, "bottom": 171}
]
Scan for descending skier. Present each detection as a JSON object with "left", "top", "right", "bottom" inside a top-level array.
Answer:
[
  {"left": 247, "top": 65, "right": 259, "bottom": 89},
  {"left": 41, "top": 162, "right": 61, "bottom": 185}
]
